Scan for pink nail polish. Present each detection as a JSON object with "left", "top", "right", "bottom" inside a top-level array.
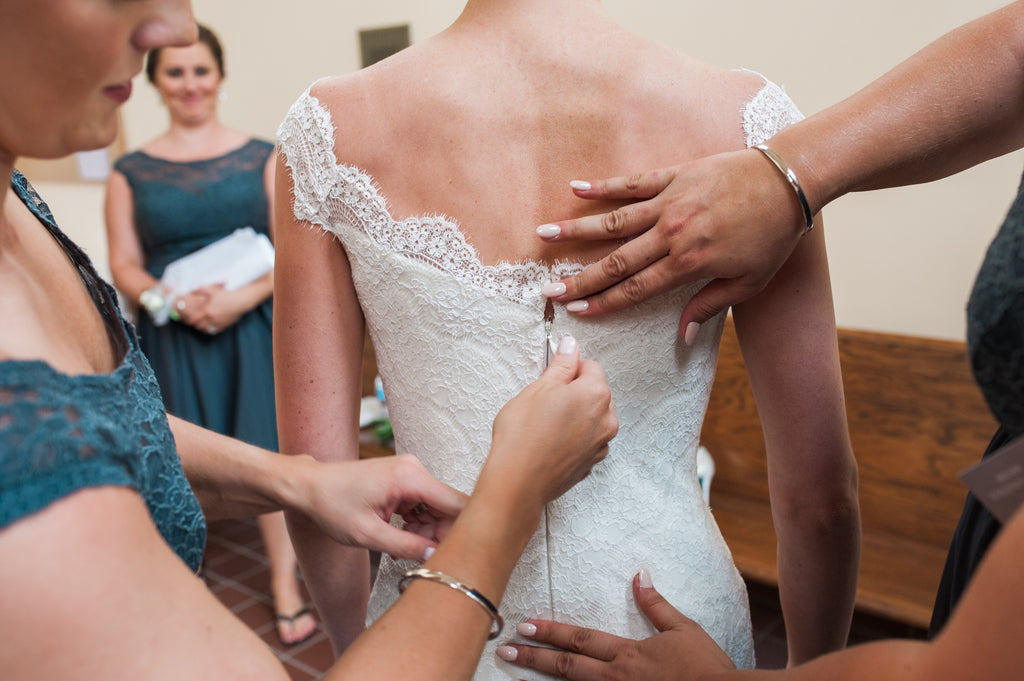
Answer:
[
  {"left": 684, "top": 322, "right": 701, "bottom": 346},
  {"left": 517, "top": 622, "right": 538, "bottom": 637},
  {"left": 556, "top": 334, "right": 577, "bottom": 356},
  {"left": 569, "top": 180, "right": 591, "bottom": 191},
  {"left": 541, "top": 282, "right": 567, "bottom": 297},
  {"left": 536, "top": 224, "right": 561, "bottom": 238},
  {"left": 638, "top": 568, "right": 653, "bottom": 589},
  {"left": 422, "top": 546, "right": 436, "bottom": 562},
  {"left": 496, "top": 646, "right": 519, "bottom": 662},
  {"left": 566, "top": 300, "right": 589, "bottom": 313}
]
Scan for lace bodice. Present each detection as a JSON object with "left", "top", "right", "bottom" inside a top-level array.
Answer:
[
  {"left": 114, "top": 139, "right": 274, "bottom": 278},
  {"left": 278, "top": 75, "right": 802, "bottom": 678},
  {"left": 0, "top": 172, "right": 206, "bottom": 572}
]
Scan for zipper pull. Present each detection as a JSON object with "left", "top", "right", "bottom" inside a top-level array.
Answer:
[{"left": 544, "top": 298, "right": 556, "bottom": 367}]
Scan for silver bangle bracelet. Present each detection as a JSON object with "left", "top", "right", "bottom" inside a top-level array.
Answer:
[
  {"left": 399, "top": 568, "right": 504, "bottom": 639},
  {"left": 752, "top": 144, "right": 815, "bottom": 233}
]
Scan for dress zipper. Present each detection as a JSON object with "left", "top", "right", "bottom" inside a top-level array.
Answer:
[{"left": 543, "top": 298, "right": 555, "bottom": 368}]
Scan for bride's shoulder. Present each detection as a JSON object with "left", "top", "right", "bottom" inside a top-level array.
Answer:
[
  {"left": 687, "top": 62, "right": 784, "bottom": 108},
  {"left": 305, "top": 73, "right": 377, "bottom": 128},
  {"left": 298, "top": 47, "right": 438, "bottom": 164},
  {"left": 310, "top": 43, "right": 436, "bottom": 116}
]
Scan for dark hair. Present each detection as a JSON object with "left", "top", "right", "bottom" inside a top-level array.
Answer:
[{"left": 145, "top": 23, "right": 225, "bottom": 84}]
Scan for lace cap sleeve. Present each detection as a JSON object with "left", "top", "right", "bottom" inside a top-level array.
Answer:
[
  {"left": 740, "top": 72, "right": 805, "bottom": 148},
  {"left": 276, "top": 87, "right": 340, "bottom": 228},
  {"left": 0, "top": 377, "right": 137, "bottom": 529}
]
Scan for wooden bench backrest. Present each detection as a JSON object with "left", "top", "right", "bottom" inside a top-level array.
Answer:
[{"left": 701, "top": 320, "right": 999, "bottom": 546}]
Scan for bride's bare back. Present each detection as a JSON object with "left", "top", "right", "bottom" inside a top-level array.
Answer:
[{"left": 311, "top": 0, "right": 765, "bottom": 267}]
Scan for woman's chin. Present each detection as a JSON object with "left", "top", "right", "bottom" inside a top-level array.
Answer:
[{"left": 59, "top": 118, "right": 121, "bottom": 158}]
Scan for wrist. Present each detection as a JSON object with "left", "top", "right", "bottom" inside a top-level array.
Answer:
[
  {"left": 765, "top": 125, "right": 844, "bottom": 219},
  {"left": 269, "top": 452, "right": 318, "bottom": 515},
  {"left": 472, "top": 461, "right": 545, "bottom": 540},
  {"left": 430, "top": 481, "right": 543, "bottom": 601},
  {"left": 751, "top": 144, "right": 815, "bottom": 234}
]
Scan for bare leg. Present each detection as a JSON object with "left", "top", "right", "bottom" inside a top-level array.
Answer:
[{"left": 257, "top": 511, "right": 317, "bottom": 645}]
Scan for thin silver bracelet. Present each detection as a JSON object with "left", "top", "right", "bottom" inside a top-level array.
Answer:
[
  {"left": 752, "top": 144, "right": 815, "bottom": 233},
  {"left": 399, "top": 568, "right": 504, "bottom": 639}
]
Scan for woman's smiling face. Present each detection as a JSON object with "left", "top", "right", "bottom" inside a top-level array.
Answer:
[
  {"left": 0, "top": 0, "right": 196, "bottom": 163},
  {"left": 152, "top": 42, "right": 223, "bottom": 127}
]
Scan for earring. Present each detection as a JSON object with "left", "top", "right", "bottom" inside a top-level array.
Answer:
[{"left": 218, "top": 89, "right": 228, "bottom": 103}]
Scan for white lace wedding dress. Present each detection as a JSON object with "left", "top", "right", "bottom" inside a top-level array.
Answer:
[{"left": 278, "top": 75, "right": 802, "bottom": 678}]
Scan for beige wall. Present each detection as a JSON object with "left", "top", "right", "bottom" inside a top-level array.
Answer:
[{"left": 39, "top": 0, "right": 1022, "bottom": 340}]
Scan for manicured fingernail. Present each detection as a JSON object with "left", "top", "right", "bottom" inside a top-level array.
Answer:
[
  {"left": 569, "top": 180, "right": 591, "bottom": 191},
  {"left": 566, "top": 300, "right": 589, "bottom": 313},
  {"left": 557, "top": 334, "right": 577, "bottom": 355},
  {"left": 638, "top": 568, "right": 653, "bottom": 589},
  {"left": 536, "top": 223, "right": 561, "bottom": 238},
  {"left": 496, "top": 646, "right": 518, "bottom": 662},
  {"left": 541, "top": 282, "right": 567, "bottom": 297},
  {"left": 422, "top": 546, "right": 436, "bottom": 561},
  {"left": 517, "top": 622, "right": 538, "bottom": 637},
  {"left": 684, "top": 322, "right": 701, "bottom": 346}
]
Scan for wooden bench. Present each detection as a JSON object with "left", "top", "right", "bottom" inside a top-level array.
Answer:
[{"left": 702, "top": 320, "right": 999, "bottom": 630}]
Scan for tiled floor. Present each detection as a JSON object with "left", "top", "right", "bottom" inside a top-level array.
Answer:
[
  {"left": 205, "top": 518, "right": 927, "bottom": 678},
  {"left": 203, "top": 519, "right": 335, "bottom": 680}
]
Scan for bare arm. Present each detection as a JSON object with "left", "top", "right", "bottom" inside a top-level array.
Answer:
[
  {"left": 168, "top": 413, "right": 465, "bottom": 559},
  {"left": 731, "top": 223, "right": 860, "bottom": 663},
  {"left": 0, "top": 344, "right": 616, "bottom": 681},
  {"left": 0, "top": 487, "right": 289, "bottom": 681},
  {"left": 104, "top": 169, "right": 158, "bottom": 304},
  {"left": 789, "top": 0, "right": 1024, "bottom": 208},
  {"left": 540, "top": 1, "right": 1024, "bottom": 329},
  {"left": 272, "top": 151, "right": 370, "bottom": 653}
]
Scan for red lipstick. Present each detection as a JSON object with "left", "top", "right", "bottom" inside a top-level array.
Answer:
[{"left": 102, "top": 82, "right": 133, "bottom": 104}]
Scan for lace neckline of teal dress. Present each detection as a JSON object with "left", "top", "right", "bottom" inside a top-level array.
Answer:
[
  {"left": 10, "top": 169, "right": 130, "bottom": 367},
  {"left": 1, "top": 169, "right": 207, "bottom": 572}
]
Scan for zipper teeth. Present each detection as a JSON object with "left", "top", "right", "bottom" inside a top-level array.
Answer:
[
  {"left": 543, "top": 299, "right": 555, "bottom": 366},
  {"left": 544, "top": 320, "right": 553, "bottom": 365},
  {"left": 542, "top": 299, "right": 556, "bottom": 617}
]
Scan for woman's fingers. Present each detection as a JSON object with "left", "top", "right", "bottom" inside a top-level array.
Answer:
[
  {"left": 500, "top": 572, "right": 734, "bottom": 681},
  {"left": 393, "top": 454, "right": 469, "bottom": 519},
  {"left": 537, "top": 197, "right": 661, "bottom": 243},
  {"left": 539, "top": 150, "right": 811, "bottom": 337},
  {"left": 540, "top": 334, "right": 581, "bottom": 380},
  {"left": 567, "top": 167, "right": 679, "bottom": 202},
  {"left": 517, "top": 619, "right": 625, "bottom": 661},
  {"left": 496, "top": 620, "right": 631, "bottom": 681},
  {"left": 631, "top": 570, "right": 692, "bottom": 633},
  {"left": 552, "top": 248, "right": 684, "bottom": 318}
]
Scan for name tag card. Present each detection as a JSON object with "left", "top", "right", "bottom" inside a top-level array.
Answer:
[{"left": 960, "top": 435, "right": 1024, "bottom": 523}]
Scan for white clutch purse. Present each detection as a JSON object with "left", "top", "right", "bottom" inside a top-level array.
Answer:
[{"left": 161, "top": 226, "right": 274, "bottom": 298}]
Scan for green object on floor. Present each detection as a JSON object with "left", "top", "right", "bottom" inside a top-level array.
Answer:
[{"left": 373, "top": 419, "right": 393, "bottom": 444}]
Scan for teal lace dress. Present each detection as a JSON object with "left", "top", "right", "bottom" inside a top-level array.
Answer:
[
  {"left": 930, "top": 165, "right": 1024, "bottom": 634},
  {"left": 0, "top": 171, "right": 206, "bottom": 571},
  {"left": 114, "top": 139, "right": 277, "bottom": 450}
]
